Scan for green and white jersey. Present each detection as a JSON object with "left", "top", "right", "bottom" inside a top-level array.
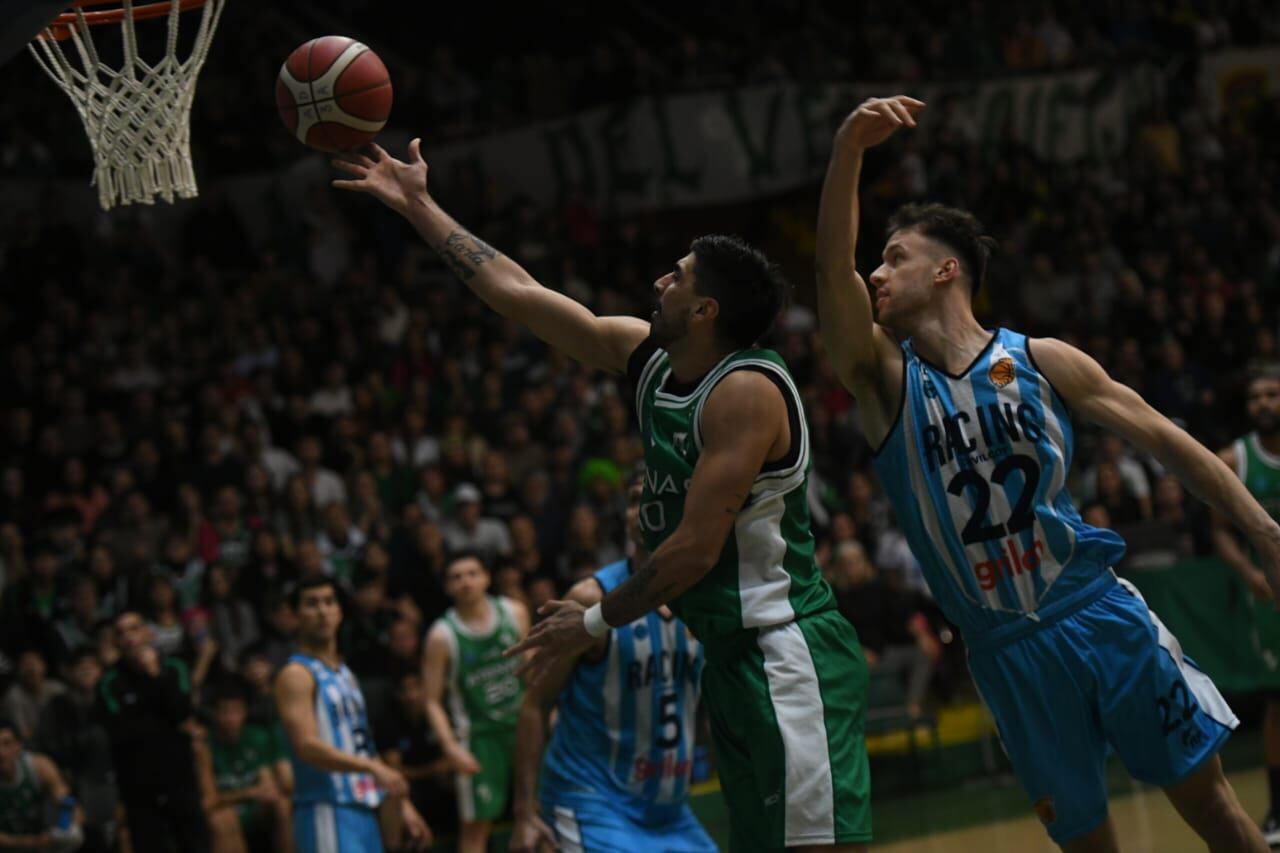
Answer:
[
  {"left": 0, "top": 752, "right": 43, "bottom": 836},
  {"left": 629, "top": 339, "right": 838, "bottom": 643},
  {"left": 1233, "top": 432, "right": 1280, "bottom": 522},
  {"left": 437, "top": 596, "right": 524, "bottom": 739}
]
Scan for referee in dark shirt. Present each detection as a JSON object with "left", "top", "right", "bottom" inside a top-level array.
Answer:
[{"left": 96, "top": 611, "right": 209, "bottom": 853}]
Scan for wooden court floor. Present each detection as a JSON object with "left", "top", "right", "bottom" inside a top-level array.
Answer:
[{"left": 876, "top": 767, "right": 1268, "bottom": 852}]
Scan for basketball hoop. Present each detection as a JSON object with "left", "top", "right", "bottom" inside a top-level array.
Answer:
[{"left": 28, "top": 0, "right": 226, "bottom": 210}]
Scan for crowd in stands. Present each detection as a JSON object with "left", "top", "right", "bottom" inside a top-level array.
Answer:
[
  {"left": 3, "top": 1, "right": 1280, "bottom": 178},
  {"left": 0, "top": 3, "right": 1278, "bottom": 849}
]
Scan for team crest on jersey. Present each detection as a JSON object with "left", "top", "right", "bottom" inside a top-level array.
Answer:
[
  {"left": 632, "top": 622, "right": 648, "bottom": 640},
  {"left": 989, "top": 357, "right": 1016, "bottom": 387},
  {"left": 673, "top": 432, "right": 689, "bottom": 454}
]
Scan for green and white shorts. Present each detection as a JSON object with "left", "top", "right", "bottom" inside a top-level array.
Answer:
[
  {"left": 456, "top": 727, "right": 515, "bottom": 824},
  {"left": 703, "top": 609, "right": 872, "bottom": 851}
]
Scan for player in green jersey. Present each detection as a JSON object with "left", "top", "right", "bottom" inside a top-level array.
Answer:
[
  {"left": 336, "top": 140, "right": 871, "bottom": 851},
  {"left": 423, "top": 555, "right": 529, "bottom": 853},
  {"left": 1215, "top": 366, "right": 1280, "bottom": 844},
  {"left": 0, "top": 719, "right": 82, "bottom": 852}
]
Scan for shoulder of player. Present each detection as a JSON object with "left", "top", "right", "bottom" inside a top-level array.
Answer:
[
  {"left": 1024, "top": 336, "right": 1100, "bottom": 393},
  {"left": 424, "top": 620, "right": 453, "bottom": 655},
  {"left": 703, "top": 369, "right": 786, "bottom": 426},
  {"left": 565, "top": 577, "right": 604, "bottom": 608},
  {"left": 275, "top": 660, "right": 315, "bottom": 693},
  {"left": 498, "top": 595, "right": 531, "bottom": 626},
  {"left": 28, "top": 751, "right": 60, "bottom": 785},
  {"left": 1217, "top": 441, "right": 1240, "bottom": 471}
]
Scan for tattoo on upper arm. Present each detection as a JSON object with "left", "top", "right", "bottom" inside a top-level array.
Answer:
[{"left": 439, "top": 229, "right": 500, "bottom": 282}]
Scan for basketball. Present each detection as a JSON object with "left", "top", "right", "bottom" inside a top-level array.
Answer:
[{"left": 276, "top": 36, "right": 392, "bottom": 152}]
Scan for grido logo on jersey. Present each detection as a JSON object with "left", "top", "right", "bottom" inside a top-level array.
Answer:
[
  {"left": 633, "top": 753, "right": 693, "bottom": 782},
  {"left": 922, "top": 402, "right": 1044, "bottom": 472},
  {"left": 973, "top": 535, "right": 1045, "bottom": 590}
]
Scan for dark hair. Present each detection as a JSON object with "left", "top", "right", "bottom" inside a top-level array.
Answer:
[
  {"left": 445, "top": 551, "right": 489, "bottom": 573},
  {"left": 0, "top": 719, "right": 18, "bottom": 739},
  {"left": 213, "top": 682, "right": 249, "bottom": 706},
  {"left": 66, "top": 646, "right": 100, "bottom": 669},
  {"left": 886, "top": 203, "right": 997, "bottom": 295},
  {"left": 1248, "top": 363, "right": 1280, "bottom": 385},
  {"left": 690, "top": 235, "right": 789, "bottom": 349},
  {"left": 289, "top": 575, "right": 338, "bottom": 609}
]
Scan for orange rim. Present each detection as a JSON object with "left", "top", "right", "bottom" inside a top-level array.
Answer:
[{"left": 43, "top": 0, "right": 208, "bottom": 41}]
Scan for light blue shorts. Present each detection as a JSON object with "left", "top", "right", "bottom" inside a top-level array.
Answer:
[
  {"left": 542, "top": 793, "right": 716, "bottom": 853},
  {"left": 970, "top": 578, "right": 1237, "bottom": 843},
  {"left": 293, "top": 802, "right": 382, "bottom": 853}
]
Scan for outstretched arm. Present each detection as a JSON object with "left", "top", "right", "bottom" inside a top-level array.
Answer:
[
  {"left": 1033, "top": 338, "right": 1280, "bottom": 596},
  {"left": 815, "top": 96, "right": 922, "bottom": 435},
  {"left": 333, "top": 140, "right": 648, "bottom": 374}
]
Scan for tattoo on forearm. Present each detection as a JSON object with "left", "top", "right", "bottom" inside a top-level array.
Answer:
[
  {"left": 606, "top": 558, "right": 680, "bottom": 624},
  {"left": 438, "top": 229, "right": 500, "bottom": 283}
]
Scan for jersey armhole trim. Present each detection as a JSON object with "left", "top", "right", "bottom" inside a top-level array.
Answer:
[
  {"left": 869, "top": 353, "right": 908, "bottom": 458},
  {"left": 1025, "top": 336, "right": 1073, "bottom": 419},
  {"left": 575, "top": 577, "right": 611, "bottom": 665}
]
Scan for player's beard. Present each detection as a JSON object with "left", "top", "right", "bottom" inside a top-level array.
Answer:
[{"left": 650, "top": 303, "right": 690, "bottom": 347}]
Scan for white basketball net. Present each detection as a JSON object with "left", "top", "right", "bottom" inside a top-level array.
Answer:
[{"left": 28, "top": 0, "right": 226, "bottom": 210}]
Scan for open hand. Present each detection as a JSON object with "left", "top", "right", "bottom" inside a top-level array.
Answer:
[
  {"left": 369, "top": 760, "right": 409, "bottom": 797},
  {"left": 503, "top": 599, "right": 595, "bottom": 687},
  {"left": 838, "top": 96, "right": 926, "bottom": 151},
  {"left": 332, "top": 139, "right": 430, "bottom": 217}
]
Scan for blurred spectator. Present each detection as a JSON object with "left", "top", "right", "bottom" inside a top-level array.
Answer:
[
  {"left": 1, "top": 650, "right": 65, "bottom": 740},
  {"left": 1082, "top": 434, "right": 1153, "bottom": 518},
  {"left": 35, "top": 648, "right": 117, "bottom": 853},
  {"left": 0, "top": 544, "right": 62, "bottom": 662},
  {"left": 441, "top": 484, "right": 512, "bottom": 564},
  {"left": 0, "top": 719, "right": 84, "bottom": 853},
  {"left": 201, "top": 685, "right": 292, "bottom": 853},
  {"left": 96, "top": 612, "right": 209, "bottom": 853},
  {"left": 376, "top": 671, "right": 455, "bottom": 838},
  {"left": 829, "top": 542, "right": 939, "bottom": 715},
  {"left": 206, "top": 564, "right": 260, "bottom": 671}
]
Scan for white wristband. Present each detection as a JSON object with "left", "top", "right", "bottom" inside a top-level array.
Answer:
[{"left": 582, "top": 602, "right": 610, "bottom": 638}]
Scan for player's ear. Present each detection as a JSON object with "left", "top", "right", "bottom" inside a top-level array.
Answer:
[
  {"left": 695, "top": 297, "right": 720, "bottom": 322},
  {"left": 935, "top": 257, "right": 959, "bottom": 285}
]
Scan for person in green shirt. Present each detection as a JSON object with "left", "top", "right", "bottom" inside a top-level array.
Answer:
[
  {"left": 203, "top": 686, "right": 292, "bottom": 853},
  {"left": 423, "top": 555, "right": 528, "bottom": 853},
  {"left": 0, "top": 719, "right": 82, "bottom": 853},
  {"left": 1215, "top": 365, "right": 1280, "bottom": 843},
  {"left": 337, "top": 140, "right": 871, "bottom": 851}
]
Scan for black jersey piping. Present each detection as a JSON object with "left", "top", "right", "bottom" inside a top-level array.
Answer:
[{"left": 869, "top": 354, "right": 908, "bottom": 458}]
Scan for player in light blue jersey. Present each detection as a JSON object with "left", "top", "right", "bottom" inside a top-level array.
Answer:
[
  {"left": 275, "top": 576, "right": 431, "bottom": 852},
  {"left": 510, "top": 477, "right": 716, "bottom": 853},
  {"left": 815, "top": 95, "right": 1280, "bottom": 851}
]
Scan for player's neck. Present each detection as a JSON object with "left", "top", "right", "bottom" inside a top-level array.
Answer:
[
  {"left": 298, "top": 637, "right": 340, "bottom": 667},
  {"left": 1259, "top": 431, "right": 1280, "bottom": 455},
  {"left": 666, "top": 338, "right": 736, "bottom": 385},
  {"left": 455, "top": 595, "right": 492, "bottom": 625},
  {"left": 908, "top": 311, "right": 991, "bottom": 374}
]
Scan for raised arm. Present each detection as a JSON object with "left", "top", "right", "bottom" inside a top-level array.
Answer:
[
  {"left": 1032, "top": 338, "right": 1280, "bottom": 596},
  {"left": 334, "top": 140, "right": 649, "bottom": 374},
  {"left": 815, "top": 97, "right": 922, "bottom": 414}
]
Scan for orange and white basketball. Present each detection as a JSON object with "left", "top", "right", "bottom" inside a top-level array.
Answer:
[{"left": 276, "top": 36, "right": 393, "bottom": 153}]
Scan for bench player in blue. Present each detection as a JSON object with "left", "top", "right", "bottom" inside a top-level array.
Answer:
[
  {"left": 814, "top": 95, "right": 1280, "bottom": 851},
  {"left": 275, "top": 576, "right": 431, "bottom": 852},
  {"left": 509, "top": 476, "right": 716, "bottom": 853}
]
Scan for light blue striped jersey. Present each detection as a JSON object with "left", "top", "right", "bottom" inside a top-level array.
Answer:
[
  {"left": 871, "top": 329, "right": 1126, "bottom": 637},
  {"left": 287, "top": 652, "right": 383, "bottom": 809},
  {"left": 540, "top": 559, "right": 705, "bottom": 821}
]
